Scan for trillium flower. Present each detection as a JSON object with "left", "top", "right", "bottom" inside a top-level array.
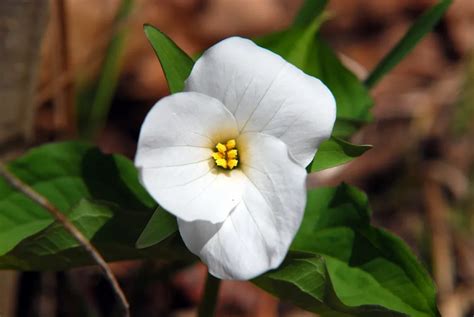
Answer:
[{"left": 135, "top": 37, "right": 336, "bottom": 280}]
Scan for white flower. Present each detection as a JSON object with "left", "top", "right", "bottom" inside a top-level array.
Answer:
[{"left": 135, "top": 37, "right": 336, "bottom": 280}]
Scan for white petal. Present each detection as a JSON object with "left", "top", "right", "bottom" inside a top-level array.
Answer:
[
  {"left": 185, "top": 37, "right": 336, "bottom": 167},
  {"left": 135, "top": 92, "right": 245, "bottom": 223},
  {"left": 178, "top": 133, "right": 307, "bottom": 280}
]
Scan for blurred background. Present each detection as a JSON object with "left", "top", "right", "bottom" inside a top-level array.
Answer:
[{"left": 0, "top": 0, "right": 473, "bottom": 316}]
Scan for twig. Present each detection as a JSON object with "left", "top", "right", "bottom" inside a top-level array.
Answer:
[
  {"left": 0, "top": 162, "right": 130, "bottom": 317},
  {"left": 440, "top": 284, "right": 474, "bottom": 317},
  {"left": 0, "top": 271, "right": 18, "bottom": 316},
  {"left": 423, "top": 180, "right": 454, "bottom": 295},
  {"left": 36, "top": 2, "right": 137, "bottom": 107},
  {"left": 50, "top": 0, "right": 76, "bottom": 136}
]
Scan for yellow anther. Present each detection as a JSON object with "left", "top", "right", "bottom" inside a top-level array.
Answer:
[
  {"left": 216, "top": 143, "right": 227, "bottom": 153},
  {"left": 211, "top": 152, "right": 224, "bottom": 160},
  {"left": 226, "top": 139, "right": 236, "bottom": 150},
  {"left": 215, "top": 158, "right": 227, "bottom": 168},
  {"left": 212, "top": 139, "right": 239, "bottom": 170},
  {"left": 227, "top": 159, "right": 238, "bottom": 169},
  {"left": 227, "top": 149, "right": 238, "bottom": 159}
]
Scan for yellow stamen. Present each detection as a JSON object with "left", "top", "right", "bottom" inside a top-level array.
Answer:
[
  {"left": 227, "top": 149, "right": 238, "bottom": 159},
  {"left": 226, "top": 139, "right": 236, "bottom": 150},
  {"left": 212, "top": 139, "right": 239, "bottom": 170},
  {"left": 215, "top": 158, "right": 227, "bottom": 168},
  {"left": 216, "top": 143, "right": 227, "bottom": 153},
  {"left": 227, "top": 159, "right": 238, "bottom": 169},
  {"left": 211, "top": 152, "right": 224, "bottom": 160}
]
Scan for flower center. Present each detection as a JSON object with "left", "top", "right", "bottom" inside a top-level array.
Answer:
[{"left": 212, "top": 139, "right": 239, "bottom": 170}]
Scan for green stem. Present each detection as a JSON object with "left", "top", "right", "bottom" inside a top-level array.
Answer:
[{"left": 198, "top": 273, "right": 221, "bottom": 317}]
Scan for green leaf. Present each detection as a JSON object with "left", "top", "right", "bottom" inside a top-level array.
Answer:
[
  {"left": 304, "top": 37, "right": 373, "bottom": 123},
  {"left": 0, "top": 141, "right": 191, "bottom": 270},
  {"left": 0, "top": 141, "right": 155, "bottom": 257},
  {"left": 255, "top": 253, "right": 404, "bottom": 317},
  {"left": 293, "top": 0, "right": 329, "bottom": 27},
  {"left": 76, "top": 0, "right": 134, "bottom": 139},
  {"left": 288, "top": 185, "right": 440, "bottom": 317},
  {"left": 256, "top": 16, "right": 373, "bottom": 136},
  {"left": 256, "top": 185, "right": 439, "bottom": 316},
  {"left": 312, "top": 137, "right": 372, "bottom": 172},
  {"left": 255, "top": 254, "right": 345, "bottom": 316},
  {"left": 332, "top": 118, "right": 365, "bottom": 139},
  {"left": 1, "top": 199, "right": 113, "bottom": 269},
  {"left": 144, "top": 24, "right": 194, "bottom": 93},
  {"left": 364, "top": 0, "right": 452, "bottom": 88},
  {"left": 136, "top": 206, "right": 178, "bottom": 249},
  {"left": 0, "top": 199, "right": 191, "bottom": 270}
]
